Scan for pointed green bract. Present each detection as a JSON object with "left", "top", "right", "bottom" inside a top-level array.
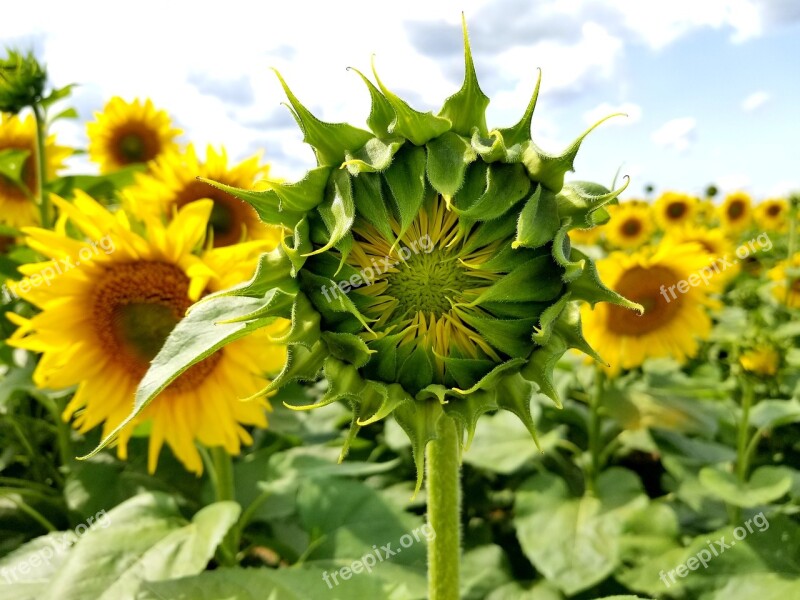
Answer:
[
  {"left": 438, "top": 16, "right": 490, "bottom": 137},
  {"left": 97, "top": 20, "right": 640, "bottom": 488}
]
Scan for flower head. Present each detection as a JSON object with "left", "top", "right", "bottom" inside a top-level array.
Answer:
[
  {"left": 604, "top": 202, "right": 654, "bottom": 249},
  {"left": 87, "top": 97, "right": 180, "bottom": 173},
  {"left": 739, "top": 344, "right": 780, "bottom": 377},
  {"left": 9, "top": 192, "right": 286, "bottom": 474},
  {"left": 103, "top": 20, "right": 640, "bottom": 490},
  {"left": 654, "top": 191, "right": 698, "bottom": 230},
  {"left": 0, "top": 50, "right": 47, "bottom": 114},
  {"left": 768, "top": 253, "right": 800, "bottom": 309},
  {"left": 754, "top": 198, "right": 788, "bottom": 232},
  {"left": 0, "top": 113, "right": 70, "bottom": 227},
  {"left": 719, "top": 191, "right": 752, "bottom": 234}
]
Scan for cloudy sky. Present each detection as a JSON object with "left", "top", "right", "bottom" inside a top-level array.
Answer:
[{"left": 3, "top": 0, "right": 799, "bottom": 199}]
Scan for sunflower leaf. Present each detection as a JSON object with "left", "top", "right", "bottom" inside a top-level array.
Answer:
[
  {"left": 513, "top": 186, "right": 560, "bottom": 249},
  {"left": 342, "top": 137, "right": 404, "bottom": 174},
  {"left": 454, "top": 162, "right": 531, "bottom": 221},
  {"left": 198, "top": 178, "right": 305, "bottom": 230},
  {"left": 497, "top": 69, "right": 541, "bottom": 147},
  {"left": 307, "top": 169, "right": 355, "bottom": 256},
  {"left": 348, "top": 67, "right": 395, "bottom": 139},
  {"left": 383, "top": 144, "right": 427, "bottom": 239},
  {"left": 470, "top": 255, "right": 563, "bottom": 305},
  {"left": 81, "top": 294, "right": 288, "bottom": 459},
  {"left": 352, "top": 171, "right": 396, "bottom": 244}
]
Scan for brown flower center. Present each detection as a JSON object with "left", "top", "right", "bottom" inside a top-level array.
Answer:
[
  {"left": 621, "top": 218, "right": 643, "bottom": 238},
  {"left": 766, "top": 204, "right": 782, "bottom": 217},
  {"left": 727, "top": 200, "right": 745, "bottom": 220},
  {"left": 606, "top": 266, "right": 682, "bottom": 335},
  {"left": 110, "top": 124, "right": 161, "bottom": 165},
  {"left": 174, "top": 180, "right": 255, "bottom": 247},
  {"left": 92, "top": 261, "right": 219, "bottom": 390},
  {"left": 666, "top": 202, "right": 687, "bottom": 220}
]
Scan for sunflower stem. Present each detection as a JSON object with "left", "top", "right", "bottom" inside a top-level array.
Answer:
[
  {"left": 426, "top": 414, "right": 461, "bottom": 600},
  {"left": 209, "top": 446, "right": 238, "bottom": 566},
  {"left": 586, "top": 366, "right": 605, "bottom": 495},
  {"left": 786, "top": 195, "right": 798, "bottom": 304},
  {"left": 31, "top": 102, "right": 51, "bottom": 228},
  {"left": 736, "top": 377, "right": 754, "bottom": 484}
]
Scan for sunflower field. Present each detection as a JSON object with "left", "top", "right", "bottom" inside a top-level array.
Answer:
[{"left": 1, "top": 17, "right": 799, "bottom": 600}]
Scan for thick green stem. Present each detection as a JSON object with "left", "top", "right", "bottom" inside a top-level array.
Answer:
[
  {"left": 31, "top": 103, "right": 51, "bottom": 228},
  {"left": 736, "top": 378, "right": 754, "bottom": 483},
  {"left": 586, "top": 367, "right": 605, "bottom": 495},
  {"left": 426, "top": 415, "right": 461, "bottom": 600},
  {"left": 209, "top": 446, "right": 238, "bottom": 565}
]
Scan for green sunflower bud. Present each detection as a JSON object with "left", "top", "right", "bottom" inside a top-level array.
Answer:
[
  {"left": 93, "top": 17, "right": 642, "bottom": 492},
  {"left": 0, "top": 50, "right": 47, "bottom": 113}
]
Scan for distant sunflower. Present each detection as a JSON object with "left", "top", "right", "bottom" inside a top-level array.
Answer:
[
  {"left": 718, "top": 191, "right": 752, "bottom": 234},
  {"left": 653, "top": 191, "right": 698, "bottom": 230},
  {"left": 0, "top": 113, "right": 70, "bottom": 227},
  {"left": 8, "top": 192, "right": 287, "bottom": 474},
  {"left": 665, "top": 225, "right": 738, "bottom": 281},
  {"left": 754, "top": 198, "right": 788, "bottom": 232},
  {"left": 604, "top": 202, "right": 654, "bottom": 249},
  {"left": 582, "top": 242, "right": 720, "bottom": 375},
  {"left": 569, "top": 226, "right": 602, "bottom": 246},
  {"left": 125, "top": 144, "right": 279, "bottom": 247},
  {"left": 768, "top": 253, "right": 800, "bottom": 309},
  {"left": 739, "top": 344, "right": 780, "bottom": 377},
  {"left": 87, "top": 97, "right": 181, "bottom": 173}
]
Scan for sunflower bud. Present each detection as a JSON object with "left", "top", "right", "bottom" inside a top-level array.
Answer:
[
  {"left": 0, "top": 50, "right": 47, "bottom": 114},
  {"left": 120, "top": 17, "right": 641, "bottom": 492}
]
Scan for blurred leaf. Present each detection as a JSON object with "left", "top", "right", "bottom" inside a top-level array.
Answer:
[
  {"left": 698, "top": 466, "right": 792, "bottom": 507},
  {"left": 749, "top": 399, "right": 800, "bottom": 430},
  {"left": 0, "top": 149, "right": 30, "bottom": 187},
  {"left": 461, "top": 544, "right": 512, "bottom": 600}
]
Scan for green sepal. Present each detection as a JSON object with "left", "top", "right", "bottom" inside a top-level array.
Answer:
[
  {"left": 398, "top": 344, "right": 435, "bottom": 396},
  {"left": 470, "top": 130, "right": 509, "bottom": 163},
  {"left": 198, "top": 178, "right": 304, "bottom": 230},
  {"left": 351, "top": 171, "right": 396, "bottom": 244},
  {"left": 440, "top": 355, "right": 496, "bottom": 390},
  {"left": 521, "top": 113, "right": 623, "bottom": 192},
  {"left": 357, "top": 380, "right": 414, "bottom": 426},
  {"left": 363, "top": 331, "right": 407, "bottom": 382},
  {"left": 520, "top": 337, "right": 565, "bottom": 407},
  {"left": 301, "top": 271, "right": 375, "bottom": 334},
  {"left": 441, "top": 388, "right": 497, "bottom": 449},
  {"left": 531, "top": 294, "right": 571, "bottom": 347},
  {"left": 394, "top": 398, "right": 446, "bottom": 496},
  {"left": 566, "top": 248, "right": 644, "bottom": 312},
  {"left": 256, "top": 166, "right": 332, "bottom": 212},
  {"left": 496, "top": 68, "right": 541, "bottom": 147},
  {"left": 342, "top": 137, "right": 404, "bottom": 174},
  {"left": 282, "top": 216, "right": 312, "bottom": 276},
  {"left": 371, "top": 56, "right": 451, "bottom": 146},
  {"left": 454, "top": 162, "right": 531, "bottom": 221},
  {"left": 458, "top": 209, "right": 518, "bottom": 255},
  {"left": 470, "top": 254, "right": 563, "bottom": 305},
  {"left": 495, "top": 373, "right": 541, "bottom": 449},
  {"left": 321, "top": 331, "right": 374, "bottom": 369},
  {"left": 513, "top": 186, "right": 560, "bottom": 249},
  {"left": 307, "top": 169, "right": 355, "bottom": 256},
  {"left": 551, "top": 301, "right": 605, "bottom": 365},
  {"left": 551, "top": 225, "right": 585, "bottom": 282},
  {"left": 273, "top": 69, "right": 373, "bottom": 166},
  {"left": 425, "top": 131, "right": 476, "bottom": 199},
  {"left": 453, "top": 357, "right": 527, "bottom": 395},
  {"left": 268, "top": 339, "right": 328, "bottom": 393},
  {"left": 348, "top": 67, "right": 395, "bottom": 139},
  {"left": 557, "top": 178, "right": 629, "bottom": 229},
  {"left": 383, "top": 144, "right": 427, "bottom": 239},
  {"left": 438, "top": 15, "right": 490, "bottom": 137},
  {"left": 197, "top": 250, "right": 294, "bottom": 302},
  {"left": 268, "top": 293, "right": 320, "bottom": 350}
]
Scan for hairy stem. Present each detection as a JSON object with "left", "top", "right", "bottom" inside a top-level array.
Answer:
[
  {"left": 426, "top": 414, "right": 461, "bottom": 600},
  {"left": 32, "top": 103, "right": 50, "bottom": 228}
]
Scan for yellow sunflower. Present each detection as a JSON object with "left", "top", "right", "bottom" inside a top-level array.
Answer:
[
  {"left": 718, "top": 191, "right": 753, "bottom": 234},
  {"left": 87, "top": 97, "right": 181, "bottom": 173},
  {"left": 582, "top": 242, "right": 720, "bottom": 375},
  {"left": 739, "top": 344, "right": 780, "bottom": 377},
  {"left": 569, "top": 226, "right": 602, "bottom": 246},
  {"left": 665, "top": 225, "right": 738, "bottom": 280},
  {"left": 124, "top": 144, "right": 279, "bottom": 248},
  {"left": 604, "top": 202, "right": 654, "bottom": 250},
  {"left": 768, "top": 253, "right": 800, "bottom": 309},
  {"left": 653, "top": 191, "right": 698, "bottom": 230},
  {"left": 0, "top": 113, "right": 70, "bottom": 227},
  {"left": 754, "top": 198, "right": 788, "bottom": 232},
  {"left": 8, "top": 191, "right": 287, "bottom": 474}
]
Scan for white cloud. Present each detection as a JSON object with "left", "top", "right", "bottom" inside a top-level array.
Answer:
[
  {"left": 583, "top": 102, "right": 642, "bottom": 126},
  {"left": 716, "top": 173, "right": 752, "bottom": 192},
  {"left": 741, "top": 91, "right": 771, "bottom": 112},
  {"left": 651, "top": 117, "right": 697, "bottom": 152},
  {"left": 766, "top": 180, "right": 800, "bottom": 197}
]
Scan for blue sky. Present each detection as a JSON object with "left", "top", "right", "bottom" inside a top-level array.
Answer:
[{"left": 3, "top": 0, "right": 799, "bottom": 199}]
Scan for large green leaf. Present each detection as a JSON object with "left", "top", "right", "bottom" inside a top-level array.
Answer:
[
  {"left": 514, "top": 469, "right": 649, "bottom": 595},
  {"left": 698, "top": 466, "right": 793, "bottom": 507}
]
